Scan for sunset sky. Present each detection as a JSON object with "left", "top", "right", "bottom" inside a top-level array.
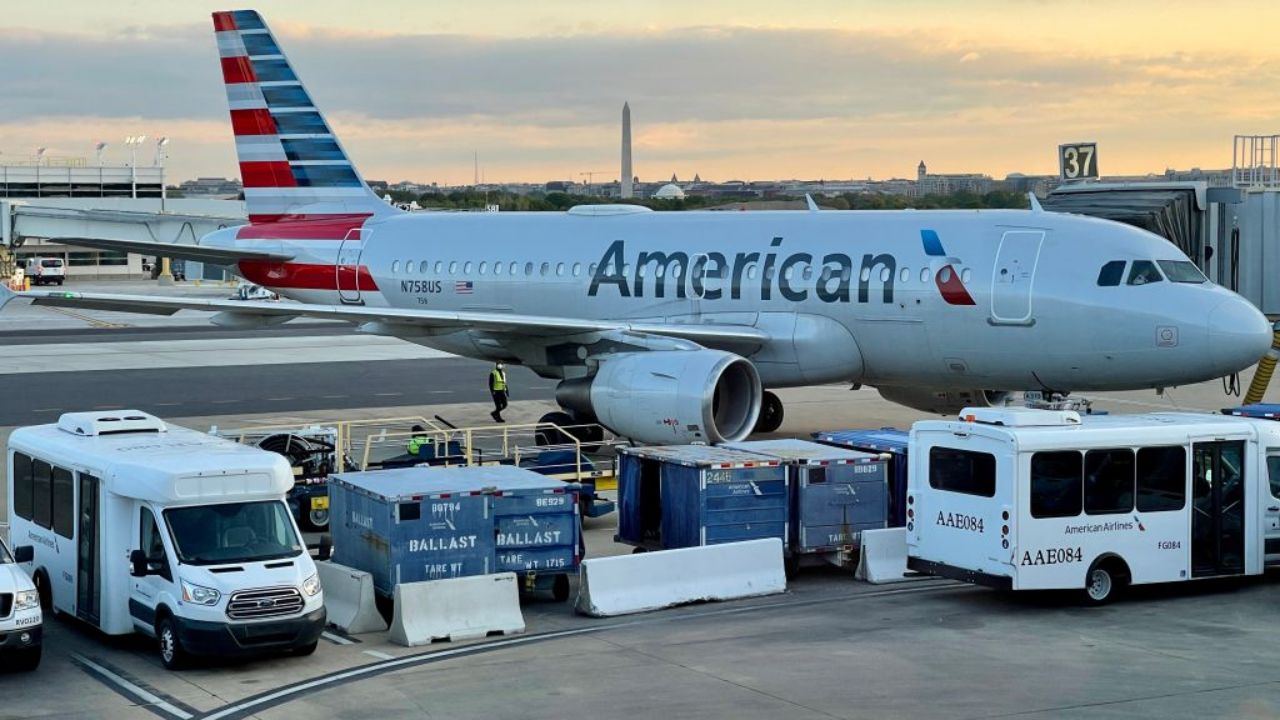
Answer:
[{"left": 4, "top": 1, "right": 1279, "bottom": 185}]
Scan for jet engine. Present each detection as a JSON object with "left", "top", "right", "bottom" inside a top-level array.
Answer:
[
  {"left": 877, "top": 386, "right": 1014, "bottom": 415},
  {"left": 556, "top": 350, "right": 761, "bottom": 444}
]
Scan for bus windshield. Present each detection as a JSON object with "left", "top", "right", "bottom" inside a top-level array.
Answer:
[{"left": 164, "top": 501, "right": 303, "bottom": 566}]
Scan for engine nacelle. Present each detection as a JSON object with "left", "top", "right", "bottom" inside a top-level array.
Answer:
[
  {"left": 556, "top": 350, "right": 761, "bottom": 444},
  {"left": 877, "top": 386, "right": 1013, "bottom": 415}
]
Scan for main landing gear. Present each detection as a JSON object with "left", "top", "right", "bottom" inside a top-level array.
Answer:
[{"left": 753, "top": 390, "right": 784, "bottom": 434}]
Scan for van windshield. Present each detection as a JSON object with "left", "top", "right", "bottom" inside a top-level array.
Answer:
[
  {"left": 164, "top": 501, "right": 303, "bottom": 566},
  {"left": 0, "top": 540, "right": 12, "bottom": 564}
]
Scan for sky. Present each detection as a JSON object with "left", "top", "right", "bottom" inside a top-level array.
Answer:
[{"left": 3, "top": 0, "right": 1280, "bottom": 185}]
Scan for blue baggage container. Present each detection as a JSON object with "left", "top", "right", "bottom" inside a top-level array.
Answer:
[
  {"left": 726, "top": 439, "right": 888, "bottom": 557},
  {"left": 330, "top": 465, "right": 580, "bottom": 597},
  {"left": 617, "top": 445, "right": 787, "bottom": 550},
  {"left": 813, "top": 428, "right": 910, "bottom": 527}
]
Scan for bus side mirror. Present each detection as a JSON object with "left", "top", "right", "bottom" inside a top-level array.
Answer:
[
  {"left": 129, "top": 549, "right": 149, "bottom": 577},
  {"left": 317, "top": 534, "right": 332, "bottom": 562},
  {"left": 13, "top": 546, "right": 33, "bottom": 564}
]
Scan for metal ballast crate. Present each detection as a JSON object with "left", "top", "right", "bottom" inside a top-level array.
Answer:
[{"left": 616, "top": 445, "right": 788, "bottom": 551}]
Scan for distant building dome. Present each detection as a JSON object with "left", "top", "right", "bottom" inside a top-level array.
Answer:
[{"left": 653, "top": 183, "right": 685, "bottom": 200}]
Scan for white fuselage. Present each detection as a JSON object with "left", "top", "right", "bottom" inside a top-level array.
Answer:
[{"left": 213, "top": 207, "right": 1270, "bottom": 393}]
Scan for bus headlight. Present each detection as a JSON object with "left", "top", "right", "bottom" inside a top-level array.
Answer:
[
  {"left": 302, "top": 573, "right": 321, "bottom": 597},
  {"left": 181, "top": 579, "right": 221, "bottom": 606},
  {"left": 14, "top": 590, "right": 39, "bottom": 612}
]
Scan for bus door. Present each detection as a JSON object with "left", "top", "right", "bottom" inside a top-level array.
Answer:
[
  {"left": 76, "top": 472, "right": 101, "bottom": 626},
  {"left": 1191, "top": 441, "right": 1246, "bottom": 577},
  {"left": 1265, "top": 452, "right": 1280, "bottom": 565}
]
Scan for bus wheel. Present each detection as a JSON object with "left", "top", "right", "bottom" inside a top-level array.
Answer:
[
  {"left": 1083, "top": 559, "right": 1126, "bottom": 606},
  {"left": 33, "top": 570, "right": 52, "bottom": 612}
]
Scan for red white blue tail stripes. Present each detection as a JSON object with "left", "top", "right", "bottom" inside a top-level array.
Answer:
[{"left": 212, "top": 10, "right": 396, "bottom": 233}]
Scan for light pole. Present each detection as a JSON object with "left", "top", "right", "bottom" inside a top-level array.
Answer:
[
  {"left": 124, "top": 135, "right": 146, "bottom": 199},
  {"left": 34, "top": 147, "right": 45, "bottom": 198},
  {"left": 154, "top": 137, "right": 169, "bottom": 213}
]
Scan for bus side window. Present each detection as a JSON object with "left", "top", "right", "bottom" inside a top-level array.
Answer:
[
  {"left": 139, "top": 508, "right": 172, "bottom": 581},
  {"left": 1085, "top": 449, "right": 1135, "bottom": 514},
  {"left": 32, "top": 459, "right": 53, "bottom": 530},
  {"left": 52, "top": 465, "right": 75, "bottom": 539},
  {"left": 12, "top": 452, "right": 34, "bottom": 521},
  {"left": 1267, "top": 454, "right": 1280, "bottom": 499},
  {"left": 1030, "top": 451, "right": 1082, "bottom": 518},
  {"left": 1137, "top": 446, "right": 1186, "bottom": 512}
]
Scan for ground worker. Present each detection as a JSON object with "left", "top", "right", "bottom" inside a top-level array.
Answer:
[
  {"left": 406, "top": 424, "right": 431, "bottom": 456},
  {"left": 489, "top": 361, "right": 509, "bottom": 423}
]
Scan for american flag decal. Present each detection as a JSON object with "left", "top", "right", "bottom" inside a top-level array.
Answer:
[{"left": 454, "top": 281, "right": 474, "bottom": 294}]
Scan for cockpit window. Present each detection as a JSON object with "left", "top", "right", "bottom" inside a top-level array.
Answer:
[
  {"left": 1127, "top": 261, "right": 1163, "bottom": 286},
  {"left": 1097, "top": 261, "right": 1126, "bottom": 287},
  {"left": 1157, "top": 260, "right": 1207, "bottom": 284}
]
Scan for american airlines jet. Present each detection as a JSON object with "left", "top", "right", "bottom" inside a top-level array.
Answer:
[{"left": 1, "top": 10, "right": 1271, "bottom": 445}]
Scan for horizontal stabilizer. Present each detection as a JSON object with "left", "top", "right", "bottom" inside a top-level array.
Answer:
[{"left": 50, "top": 236, "right": 293, "bottom": 265}]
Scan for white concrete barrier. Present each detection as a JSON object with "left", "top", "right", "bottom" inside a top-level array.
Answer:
[
  {"left": 575, "top": 538, "right": 787, "bottom": 617},
  {"left": 316, "top": 561, "right": 388, "bottom": 635},
  {"left": 389, "top": 573, "right": 525, "bottom": 646},
  {"left": 854, "top": 528, "right": 916, "bottom": 584}
]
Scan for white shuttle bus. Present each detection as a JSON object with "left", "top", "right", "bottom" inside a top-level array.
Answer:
[
  {"left": 906, "top": 408, "right": 1280, "bottom": 604},
  {"left": 7, "top": 411, "right": 325, "bottom": 669}
]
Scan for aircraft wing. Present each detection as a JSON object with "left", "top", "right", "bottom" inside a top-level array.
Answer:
[
  {"left": 1, "top": 287, "right": 769, "bottom": 347},
  {"left": 48, "top": 236, "right": 294, "bottom": 265}
]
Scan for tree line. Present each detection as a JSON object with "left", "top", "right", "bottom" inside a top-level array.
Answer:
[{"left": 382, "top": 188, "right": 1030, "bottom": 212}]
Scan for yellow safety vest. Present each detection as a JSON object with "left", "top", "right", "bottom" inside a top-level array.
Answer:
[
  {"left": 407, "top": 435, "right": 429, "bottom": 455},
  {"left": 491, "top": 368, "right": 508, "bottom": 392}
]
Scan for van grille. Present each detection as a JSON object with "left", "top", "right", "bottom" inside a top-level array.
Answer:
[
  {"left": 0, "top": 593, "right": 11, "bottom": 619},
  {"left": 226, "top": 587, "right": 303, "bottom": 620}
]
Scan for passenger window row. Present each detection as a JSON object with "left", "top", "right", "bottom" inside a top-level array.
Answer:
[
  {"left": 11, "top": 452, "right": 75, "bottom": 539},
  {"left": 386, "top": 259, "right": 973, "bottom": 286},
  {"left": 1030, "top": 446, "right": 1186, "bottom": 519}
]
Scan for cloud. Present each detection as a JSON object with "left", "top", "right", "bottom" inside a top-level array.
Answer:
[{"left": 1, "top": 21, "right": 1277, "bottom": 181}]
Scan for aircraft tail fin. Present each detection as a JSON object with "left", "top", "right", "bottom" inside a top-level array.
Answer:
[{"left": 212, "top": 10, "right": 399, "bottom": 228}]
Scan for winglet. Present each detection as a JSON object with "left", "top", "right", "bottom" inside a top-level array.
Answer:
[
  {"left": 1028, "top": 192, "right": 1044, "bottom": 213},
  {"left": 805, "top": 194, "right": 819, "bottom": 212},
  {"left": 0, "top": 282, "right": 19, "bottom": 311}
]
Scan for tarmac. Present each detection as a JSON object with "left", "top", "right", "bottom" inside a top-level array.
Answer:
[{"left": 2, "top": 279, "right": 1279, "bottom": 719}]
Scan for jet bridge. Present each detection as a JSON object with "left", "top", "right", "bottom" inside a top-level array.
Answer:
[{"left": 0, "top": 198, "right": 246, "bottom": 280}]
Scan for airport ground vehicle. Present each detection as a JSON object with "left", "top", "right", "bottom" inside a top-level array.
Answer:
[
  {"left": 0, "top": 537, "right": 42, "bottom": 672},
  {"left": 907, "top": 407, "right": 1280, "bottom": 604},
  {"left": 214, "top": 424, "right": 347, "bottom": 530},
  {"left": 23, "top": 257, "right": 64, "bottom": 286},
  {"left": 8, "top": 411, "right": 326, "bottom": 670}
]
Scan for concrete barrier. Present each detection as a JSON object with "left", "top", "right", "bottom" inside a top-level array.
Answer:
[
  {"left": 854, "top": 528, "right": 917, "bottom": 584},
  {"left": 575, "top": 538, "right": 786, "bottom": 617},
  {"left": 316, "top": 561, "right": 388, "bottom": 635},
  {"left": 389, "top": 572, "right": 525, "bottom": 646}
]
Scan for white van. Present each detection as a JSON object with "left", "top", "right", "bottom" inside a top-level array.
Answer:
[
  {"left": 0, "top": 537, "right": 42, "bottom": 671},
  {"left": 7, "top": 411, "right": 326, "bottom": 670},
  {"left": 23, "top": 257, "right": 65, "bottom": 286},
  {"left": 906, "top": 407, "right": 1280, "bottom": 604}
]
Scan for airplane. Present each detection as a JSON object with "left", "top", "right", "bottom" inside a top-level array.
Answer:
[{"left": 0, "top": 9, "right": 1271, "bottom": 446}]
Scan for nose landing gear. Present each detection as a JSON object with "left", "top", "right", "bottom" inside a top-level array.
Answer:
[{"left": 753, "top": 390, "right": 784, "bottom": 434}]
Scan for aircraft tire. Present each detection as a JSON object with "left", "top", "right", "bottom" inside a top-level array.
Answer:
[{"left": 754, "top": 391, "right": 784, "bottom": 433}]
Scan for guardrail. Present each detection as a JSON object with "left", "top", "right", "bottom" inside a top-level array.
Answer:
[{"left": 214, "top": 414, "right": 624, "bottom": 487}]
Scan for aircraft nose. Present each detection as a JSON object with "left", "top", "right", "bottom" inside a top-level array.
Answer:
[{"left": 1208, "top": 297, "right": 1274, "bottom": 375}]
